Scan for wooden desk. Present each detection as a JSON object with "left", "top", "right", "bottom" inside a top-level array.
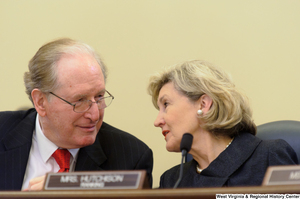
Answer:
[{"left": 0, "top": 185, "right": 299, "bottom": 199}]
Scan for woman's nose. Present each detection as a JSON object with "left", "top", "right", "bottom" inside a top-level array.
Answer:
[{"left": 154, "top": 112, "right": 164, "bottom": 127}]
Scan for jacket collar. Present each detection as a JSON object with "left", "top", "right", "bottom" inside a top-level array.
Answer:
[
  {"left": 3, "top": 109, "right": 36, "bottom": 150},
  {"left": 75, "top": 122, "right": 108, "bottom": 171},
  {"left": 184, "top": 133, "right": 261, "bottom": 187}
]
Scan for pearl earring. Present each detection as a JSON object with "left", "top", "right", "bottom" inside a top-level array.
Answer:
[{"left": 197, "top": 109, "right": 203, "bottom": 115}]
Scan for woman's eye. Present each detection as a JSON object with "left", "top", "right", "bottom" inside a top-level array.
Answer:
[{"left": 164, "top": 102, "right": 168, "bottom": 108}]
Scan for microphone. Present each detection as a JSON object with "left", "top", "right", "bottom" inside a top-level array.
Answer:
[{"left": 173, "top": 133, "right": 193, "bottom": 189}]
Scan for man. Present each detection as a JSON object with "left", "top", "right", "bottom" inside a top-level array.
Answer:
[{"left": 0, "top": 38, "right": 153, "bottom": 190}]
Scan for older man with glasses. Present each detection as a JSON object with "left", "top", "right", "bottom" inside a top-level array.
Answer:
[{"left": 0, "top": 38, "right": 153, "bottom": 191}]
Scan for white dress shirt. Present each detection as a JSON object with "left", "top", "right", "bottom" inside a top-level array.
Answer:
[{"left": 21, "top": 114, "right": 79, "bottom": 190}]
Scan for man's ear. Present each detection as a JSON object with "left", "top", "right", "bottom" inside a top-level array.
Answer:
[
  {"left": 31, "top": 89, "right": 48, "bottom": 117},
  {"left": 198, "top": 94, "right": 213, "bottom": 114}
]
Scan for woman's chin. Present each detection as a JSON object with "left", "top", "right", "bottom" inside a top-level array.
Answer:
[{"left": 166, "top": 145, "right": 180, "bottom": 153}]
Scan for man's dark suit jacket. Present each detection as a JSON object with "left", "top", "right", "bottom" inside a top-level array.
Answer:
[
  {"left": 160, "top": 132, "right": 298, "bottom": 188},
  {"left": 0, "top": 109, "right": 153, "bottom": 190}
]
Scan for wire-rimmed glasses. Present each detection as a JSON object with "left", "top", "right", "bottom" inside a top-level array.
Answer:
[{"left": 49, "top": 90, "right": 114, "bottom": 113}]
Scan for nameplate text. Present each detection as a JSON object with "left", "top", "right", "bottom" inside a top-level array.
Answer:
[{"left": 44, "top": 170, "right": 148, "bottom": 190}]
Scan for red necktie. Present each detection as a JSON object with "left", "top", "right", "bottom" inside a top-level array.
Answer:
[{"left": 52, "top": 149, "right": 70, "bottom": 172}]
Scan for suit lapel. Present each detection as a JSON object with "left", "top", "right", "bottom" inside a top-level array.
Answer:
[
  {"left": 75, "top": 133, "right": 107, "bottom": 171},
  {"left": 0, "top": 110, "right": 36, "bottom": 190}
]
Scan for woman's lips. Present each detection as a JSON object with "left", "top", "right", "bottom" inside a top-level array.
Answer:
[{"left": 162, "top": 130, "right": 170, "bottom": 137}]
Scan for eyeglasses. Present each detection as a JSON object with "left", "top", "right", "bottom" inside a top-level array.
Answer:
[{"left": 49, "top": 90, "right": 114, "bottom": 113}]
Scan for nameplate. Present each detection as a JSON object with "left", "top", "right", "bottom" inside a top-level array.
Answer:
[
  {"left": 44, "top": 170, "right": 148, "bottom": 190},
  {"left": 262, "top": 165, "right": 300, "bottom": 185}
]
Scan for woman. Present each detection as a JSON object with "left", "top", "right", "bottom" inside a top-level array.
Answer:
[{"left": 148, "top": 60, "right": 298, "bottom": 188}]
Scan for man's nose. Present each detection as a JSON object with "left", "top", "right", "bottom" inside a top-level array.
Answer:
[{"left": 84, "top": 102, "right": 100, "bottom": 122}]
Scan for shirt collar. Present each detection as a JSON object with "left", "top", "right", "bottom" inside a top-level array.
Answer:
[{"left": 35, "top": 114, "right": 79, "bottom": 163}]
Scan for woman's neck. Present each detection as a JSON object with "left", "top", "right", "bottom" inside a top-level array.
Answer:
[{"left": 189, "top": 131, "right": 233, "bottom": 171}]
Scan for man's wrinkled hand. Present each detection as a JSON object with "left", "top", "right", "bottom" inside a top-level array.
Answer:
[{"left": 23, "top": 175, "right": 46, "bottom": 191}]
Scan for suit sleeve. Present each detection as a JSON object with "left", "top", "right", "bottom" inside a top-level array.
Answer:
[
  {"left": 134, "top": 147, "right": 153, "bottom": 188},
  {"left": 268, "top": 139, "right": 299, "bottom": 165}
]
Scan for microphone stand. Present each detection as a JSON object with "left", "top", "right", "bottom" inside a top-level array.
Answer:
[
  {"left": 173, "top": 149, "right": 187, "bottom": 189},
  {"left": 173, "top": 133, "right": 193, "bottom": 189}
]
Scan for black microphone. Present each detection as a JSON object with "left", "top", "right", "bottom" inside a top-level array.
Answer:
[{"left": 173, "top": 133, "right": 193, "bottom": 189}]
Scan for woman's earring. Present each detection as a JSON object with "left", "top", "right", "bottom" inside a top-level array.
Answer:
[{"left": 197, "top": 109, "right": 203, "bottom": 115}]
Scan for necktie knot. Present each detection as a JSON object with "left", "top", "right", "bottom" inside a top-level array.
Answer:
[{"left": 52, "top": 149, "right": 70, "bottom": 172}]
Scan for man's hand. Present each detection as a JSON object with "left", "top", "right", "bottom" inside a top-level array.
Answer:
[{"left": 23, "top": 175, "right": 46, "bottom": 191}]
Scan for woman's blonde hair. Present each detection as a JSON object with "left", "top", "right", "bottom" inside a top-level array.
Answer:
[
  {"left": 148, "top": 60, "right": 256, "bottom": 137},
  {"left": 24, "top": 38, "right": 107, "bottom": 104}
]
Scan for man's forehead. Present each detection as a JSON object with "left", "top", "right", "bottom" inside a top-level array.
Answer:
[
  {"left": 56, "top": 53, "right": 102, "bottom": 75},
  {"left": 55, "top": 55, "right": 104, "bottom": 89}
]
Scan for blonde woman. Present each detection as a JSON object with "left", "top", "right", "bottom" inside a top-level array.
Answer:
[{"left": 148, "top": 60, "right": 298, "bottom": 188}]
